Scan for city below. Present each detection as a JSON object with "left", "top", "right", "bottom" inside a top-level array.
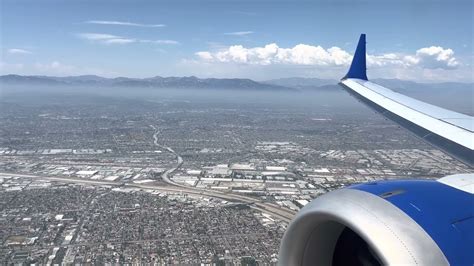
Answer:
[{"left": 0, "top": 78, "right": 471, "bottom": 265}]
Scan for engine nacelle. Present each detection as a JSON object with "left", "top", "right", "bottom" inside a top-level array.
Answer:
[{"left": 278, "top": 178, "right": 473, "bottom": 265}]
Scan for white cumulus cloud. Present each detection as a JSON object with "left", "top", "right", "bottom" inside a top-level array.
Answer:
[
  {"left": 189, "top": 43, "right": 468, "bottom": 82},
  {"left": 7, "top": 48, "right": 32, "bottom": 55},
  {"left": 367, "top": 47, "right": 459, "bottom": 70},
  {"left": 415, "top": 46, "right": 459, "bottom": 69},
  {"left": 195, "top": 43, "right": 460, "bottom": 70},
  {"left": 196, "top": 43, "right": 352, "bottom": 66}
]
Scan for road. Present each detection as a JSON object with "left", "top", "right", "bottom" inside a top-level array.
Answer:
[
  {"left": 0, "top": 172, "right": 296, "bottom": 223},
  {"left": 149, "top": 125, "right": 296, "bottom": 222},
  {"left": 151, "top": 125, "right": 184, "bottom": 187},
  {"left": 0, "top": 127, "right": 296, "bottom": 224}
]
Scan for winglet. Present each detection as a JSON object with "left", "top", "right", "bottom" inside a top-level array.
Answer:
[{"left": 343, "top": 34, "right": 368, "bottom": 80}]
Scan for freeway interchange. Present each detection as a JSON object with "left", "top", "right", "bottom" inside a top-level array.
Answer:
[
  {"left": 0, "top": 126, "right": 297, "bottom": 225},
  {"left": 149, "top": 125, "right": 297, "bottom": 222},
  {"left": 0, "top": 172, "right": 296, "bottom": 223}
]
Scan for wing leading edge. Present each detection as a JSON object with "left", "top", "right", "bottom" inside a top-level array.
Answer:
[{"left": 340, "top": 34, "right": 474, "bottom": 167}]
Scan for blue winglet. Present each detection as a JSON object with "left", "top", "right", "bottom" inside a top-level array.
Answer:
[{"left": 343, "top": 34, "right": 368, "bottom": 80}]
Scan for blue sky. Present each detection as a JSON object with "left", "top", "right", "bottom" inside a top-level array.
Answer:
[{"left": 1, "top": 0, "right": 472, "bottom": 82}]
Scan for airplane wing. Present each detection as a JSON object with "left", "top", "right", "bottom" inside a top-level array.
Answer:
[
  {"left": 339, "top": 34, "right": 474, "bottom": 167},
  {"left": 278, "top": 34, "right": 473, "bottom": 266}
]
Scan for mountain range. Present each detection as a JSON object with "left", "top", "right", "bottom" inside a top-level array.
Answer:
[
  {"left": 263, "top": 77, "right": 337, "bottom": 89},
  {"left": 0, "top": 74, "right": 294, "bottom": 91},
  {"left": 1, "top": 75, "right": 472, "bottom": 94}
]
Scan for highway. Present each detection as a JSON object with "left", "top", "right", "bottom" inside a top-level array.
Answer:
[
  {"left": 0, "top": 127, "right": 297, "bottom": 224},
  {"left": 148, "top": 125, "right": 296, "bottom": 222},
  {"left": 0, "top": 172, "right": 296, "bottom": 223},
  {"left": 151, "top": 125, "right": 184, "bottom": 187}
]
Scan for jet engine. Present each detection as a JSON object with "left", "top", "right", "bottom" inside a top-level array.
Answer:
[{"left": 278, "top": 177, "right": 473, "bottom": 266}]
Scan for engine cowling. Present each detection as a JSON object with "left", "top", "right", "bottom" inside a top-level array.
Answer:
[{"left": 278, "top": 178, "right": 473, "bottom": 265}]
